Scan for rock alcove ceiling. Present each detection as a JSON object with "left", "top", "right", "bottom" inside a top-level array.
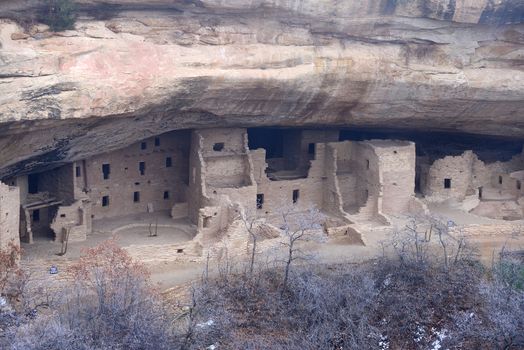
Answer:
[{"left": 0, "top": 0, "right": 522, "bottom": 177}]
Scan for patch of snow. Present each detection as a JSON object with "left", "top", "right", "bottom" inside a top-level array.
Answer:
[
  {"left": 383, "top": 275, "right": 392, "bottom": 287},
  {"left": 206, "top": 344, "right": 217, "bottom": 350},
  {"left": 197, "top": 319, "right": 215, "bottom": 328},
  {"left": 414, "top": 324, "right": 425, "bottom": 343},
  {"left": 430, "top": 328, "right": 448, "bottom": 350},
  {"left": 378, "top": 334, "right": 389, "bottom": 350}
]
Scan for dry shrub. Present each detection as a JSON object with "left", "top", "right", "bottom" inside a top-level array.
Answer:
[
  {"left": 10, "top": 239, "right": 175, "bottom": 350},
  {"left": 183, "top": 217, "right": 523, "bottom": 350},
  {"left": 0, "top": 242, "right": 26, "bottom": 306}
]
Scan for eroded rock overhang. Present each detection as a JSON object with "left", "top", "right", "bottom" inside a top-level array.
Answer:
[{"left": 0, "top": 0, "right": 522, "bottom": 177}]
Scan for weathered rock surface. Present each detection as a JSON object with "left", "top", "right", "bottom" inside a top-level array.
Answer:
[{"left": 0, "top": 0, "right": 522, "bottom": 177}]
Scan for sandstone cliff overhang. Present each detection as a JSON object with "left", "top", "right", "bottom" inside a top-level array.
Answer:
[{"left": 0, "top": 0, "right": 522, "bottom": 177}]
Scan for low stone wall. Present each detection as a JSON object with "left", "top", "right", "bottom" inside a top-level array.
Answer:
[{"left": 450, "top": 223, "right": 523, "bottom": 237}]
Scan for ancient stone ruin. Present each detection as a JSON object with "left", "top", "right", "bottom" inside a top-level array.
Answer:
[
  {"left": 0, "top": 0, "right": 522, "bottom": 261},
  {"left": 1, "top": 126, "right": 524, "bottom": 261}
]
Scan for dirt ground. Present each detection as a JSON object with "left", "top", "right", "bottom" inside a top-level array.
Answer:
[{"left": 18, "top": 209, "right": 524, "bottom": 292}]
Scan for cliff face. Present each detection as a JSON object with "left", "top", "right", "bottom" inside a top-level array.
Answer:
[{"left": 0, "top": 0, "right": 522, "bottom": 177}]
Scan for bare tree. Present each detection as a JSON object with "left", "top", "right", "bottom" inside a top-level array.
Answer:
[
  {"left": 238, "top": 207, "right": 266, "bottom": 276},
  {"left": 277, "top": 206, "right": 325, "bottom": 290},
  {"left": 385, "top": 215, "right": 476, "bottom": 270},
  {"left": 10, "top": 239, "right": 176, "bottom": 350}
]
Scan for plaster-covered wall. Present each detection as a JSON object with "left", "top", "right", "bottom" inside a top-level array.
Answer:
[
  {"left": 0, "top": 182, "right": 20, "bottom": 250},
  {"left": 51, "top": 199, "right": 92, "bottom": 242}
]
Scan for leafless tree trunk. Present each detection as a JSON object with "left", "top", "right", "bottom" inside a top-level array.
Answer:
[
  {"left": 277, "top": 206, "right": 325, "bottom": 291},
  {"left": 238, "top": 207, "right": 265, "bottom": 277}
]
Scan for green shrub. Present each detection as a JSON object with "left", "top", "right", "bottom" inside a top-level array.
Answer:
[{"left": 43, "top": 0, "right": 76, "bottom": 32}]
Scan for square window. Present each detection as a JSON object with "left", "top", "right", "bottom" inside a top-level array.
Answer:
[
  {"left": 154, "top": 137, "right": 160, "bottom": 146},
  {"left": 75, "top": 166, "right": 81, "bottom": 177},
  {"left": 308, "top": 143, "right": 315, "bottom": 155},
  {"left": 256, "top": 194, "right": 264, "bottom": 209},
  {"left": 163, "top": 191, "right": 170, "bottom": 199},
  {"left": 133, "top": 191, "right": 140, "bottom": 203},
  {"left": 213, "top": 142, "right": 224, "bottom": 151},
  {"left": 60, "top": 214, "right": 66, "bottom": 218},
  {"left": 139, "top": 161, "right": 146, "bottom": 175},
  {"left": 444, "top": 178, "right": 451, "bottom": 189},
  {"left": 141, "top": 142, "right": 147, "bottom": 150},
  {"left": 292, "top": 189, "right": 299, "bottom": 204},
  {"left": 166, "top": 157, "right": 172, "bottom": 168},
  {"left": 102, "top": 196, "right": 109, "bottom": 207},
  {"left": 102, "top": 164, "right": 110, "bottom": 180}
]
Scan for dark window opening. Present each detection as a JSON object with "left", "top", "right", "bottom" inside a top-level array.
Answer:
[
  {"left": 135, "top": 182, "right": 140, "bottom": 186},
  {"left": 28, "top": 173, "right": 39, "bottom": 194},
  {"left": 213, "top": 142, "right": 224, "bottom": 152},
  {"left": 292, "top": 189, "right": 300, "bottom": 204},
  {"left": 366, "top": 159, "right": 370, "bottom": 169},
  {"left": 102, "top": 196, "right": 109, "bottom": 207},
  {"left": 479, "top": 187, "right": 483, "bottom": 199},
  {"left": 139, "top": 162, "right": 146, "bottom": 175},
  {"left": 177, "top": 249, "right": 184, "bottom": 253},
  {"left": 133, "top": 191, "right": 140, "bottom": 203},
  {"left": 60, "top": 214, "right": 66, "bottom": 218},
  {"left": 166, "top": 157, "right": 172, "bottom": 167},
  {"left": 163, "top": 191, "right": 170, "bottom": 199},
  {"left": 203, "top": 217, "right": 211, "bottom": 228},
  {"left": 32, "top": 209, "right": 40, "bottom": 222},
  {"left": 308, "top": 143, "right": 315, "bottom": 155},
  {"left": 154, "top": 137, "right": 160, "bottom": 147},
  {"left": 256, "top": 194, "right": 264, "bottom": 209},
  {"left": 499, "top": 176, "right": 503, "bottom": 185},
  {"left": 102, "top": 164, "right": 110, "bottom": 180},
  {"left": 141, "top": 142, "right": 147, "bottom": 150},
  {"left": 444, "top": 178, "right": 451, "bottom": 189},
  {"left": 75, "top": 166, "right": 81, "bottom": 177},
  {"left": 518, "top": 181, "right": 522, "bottom": 190},
  {"left": 247, "top": 128, "right": 284, "bottom": 158}
]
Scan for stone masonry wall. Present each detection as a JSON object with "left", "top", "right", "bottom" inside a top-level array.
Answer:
[
  {"left": 252, "top": 143, "right": 327, "bottom": 215},
  {"left": 371, "top": 140, "right": 416, "bottom": 216},
  {"left": 38, "top": 164, "right": 75, "bottom": 205},
  {"left": 84, "top": 130, "right": 190, "bottom": 220},
  {"left": 422, "top": 151, "right": 476, "bottom": 201}
]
